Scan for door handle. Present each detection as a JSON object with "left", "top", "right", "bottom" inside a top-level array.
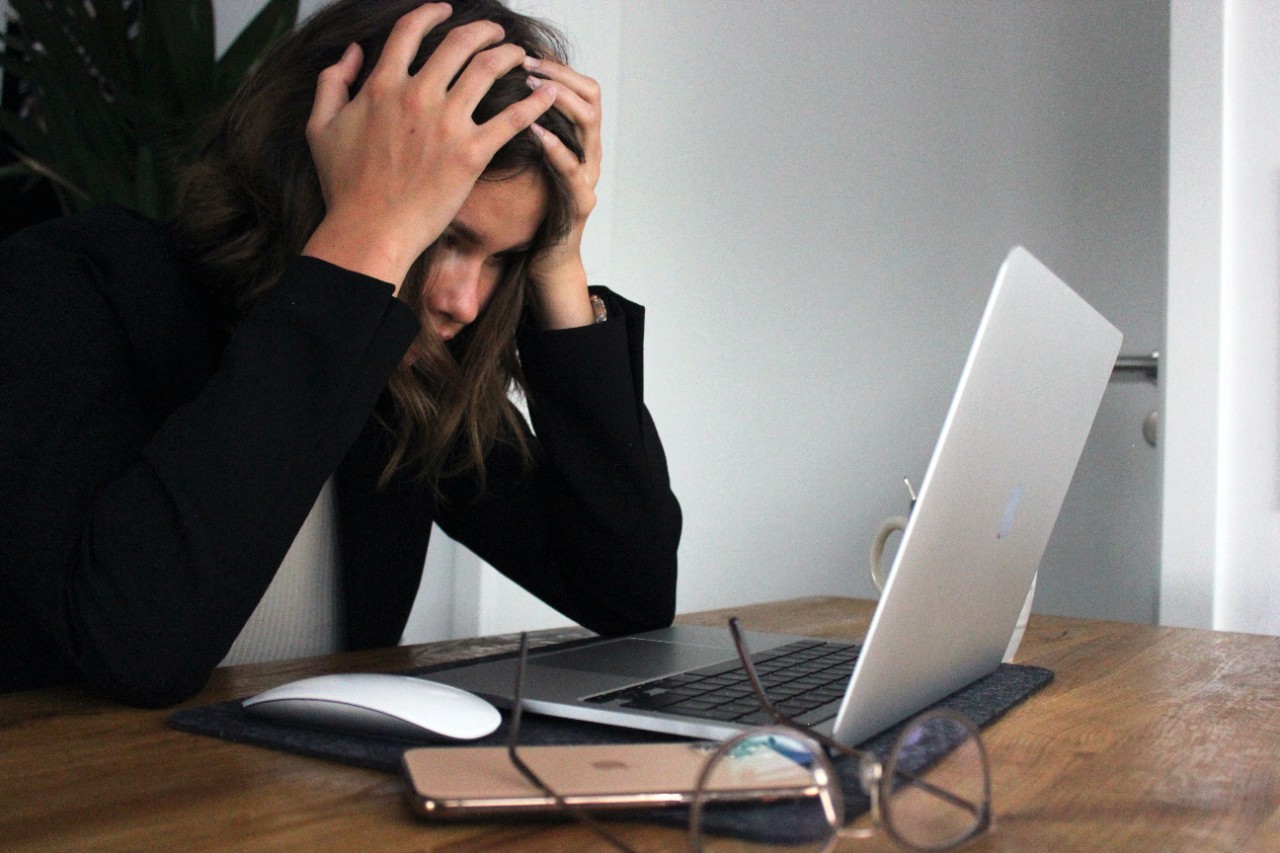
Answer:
[
  {"left": 1113, "top": 351, "right": 1159, "bottom": 381},
  {"left": 1111, "top": 351, "right": 1159, "bottom": 448}
]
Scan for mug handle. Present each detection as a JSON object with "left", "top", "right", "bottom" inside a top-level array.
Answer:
[
  {"left": 869, "top": 515, "right": 1038, "bottom": 663},
  {"left": 868, "top": 515, "right": 909, "bottom": 593}
]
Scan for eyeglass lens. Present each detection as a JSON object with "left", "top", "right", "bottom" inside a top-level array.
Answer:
[
  {"left": 690, "top": 727, "right": 842, "bottom": 853},
  {"left": 693, "top": 714, "right": 988, "bottom": 852},
  {"left": 881, "top": 712, "right": 989, "bottom": 850}
]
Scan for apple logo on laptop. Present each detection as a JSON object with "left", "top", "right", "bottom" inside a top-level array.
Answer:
[{"left": 996, "top": 484, "right": 1025, "bottom": 539}]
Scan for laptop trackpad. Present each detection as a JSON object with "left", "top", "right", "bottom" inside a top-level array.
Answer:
[{"left": 532, "top": 638, "right": 734, "bottom": 679}]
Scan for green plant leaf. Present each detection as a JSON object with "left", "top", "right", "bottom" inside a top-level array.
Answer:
[
  {"left": 0, "top": 143, "right": 90, "bottom": 203},
  {"left": 0, "top": 45, "right": 37, "bottom": 91},
  {"left": 137, "top": 0, "right": 217, "bottom": 120},
  {"left": 215, "top": 0, "right": 298, "bottom": 100},
  {"left": 2, "top": 0, "right": 298, "bottom": 218},
  {"left": 132, "top": 144, "right": 163, "bottom": 219},
  {"left": 0, "top": 29, "right": 35, "bottom": 70},
  {"left": 19, "top": 47, "right": 136, "bottom": 198},
  {"left": 0, "top": 105, "right": 52, "bottom": 163},
  {"left": 67, "top": 0, "right": 137, "bottom": 99},
  {"left": 3, "top": 2, "right": 129, "bottom": 206},
  {"left": 0, "top": 159, "right": 34, "bottom": 182},
  {"left": 4, "top": 0, "right": 95, "bottom": 93},
  {"left": 2, "top": 2, "right": 125, "bottom": 149}
]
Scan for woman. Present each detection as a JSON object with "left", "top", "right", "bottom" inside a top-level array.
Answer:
[{"left": 0, "top": 0, "right": 680, "bottom": 707}]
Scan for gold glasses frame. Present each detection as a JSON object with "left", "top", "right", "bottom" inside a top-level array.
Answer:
[{"left": 504, "top": 619, "right": 992, "bottom": 852}]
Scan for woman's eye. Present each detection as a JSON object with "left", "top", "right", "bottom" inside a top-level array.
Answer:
[{"left": 494, "top": 250, "right": 527, "bottom": 270}]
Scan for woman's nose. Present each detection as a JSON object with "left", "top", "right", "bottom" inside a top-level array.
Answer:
[{"left": 432, "top": 259, "right": 484, "bottom": 326}]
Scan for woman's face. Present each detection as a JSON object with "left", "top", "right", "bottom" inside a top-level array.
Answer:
[{"left": 420, "top": 170, "right": 547, "bottom": 342}]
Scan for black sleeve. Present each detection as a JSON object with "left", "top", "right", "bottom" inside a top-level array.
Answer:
[
  {"left": 433, "top": 288, "right": 682, "bottom": 636},
  {"left": 0, "top": 224, "right": 419, "bottom": 707}
]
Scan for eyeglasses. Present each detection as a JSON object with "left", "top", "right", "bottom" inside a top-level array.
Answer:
[{"left": 506, "top": 619, "right": 992, "bottom": 852}]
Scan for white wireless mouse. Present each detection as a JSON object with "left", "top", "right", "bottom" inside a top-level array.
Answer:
[{"left": 242, "top": 673, "right": 502, "bottom": 742}]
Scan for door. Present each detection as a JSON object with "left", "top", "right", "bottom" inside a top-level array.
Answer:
[{"left": 1036, "top": 359, "right": 1163, "bottom": 624}]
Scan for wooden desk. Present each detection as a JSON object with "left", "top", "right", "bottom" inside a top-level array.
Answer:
[{"left": 2, "top": 597, "right": 1279, "bottom": 851}]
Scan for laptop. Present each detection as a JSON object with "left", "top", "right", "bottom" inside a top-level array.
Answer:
[{"left": 433, "top": 246, "right": 1123, "bottom": 747}]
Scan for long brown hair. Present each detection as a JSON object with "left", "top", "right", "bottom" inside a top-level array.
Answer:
[{"left": 176, "top": 0, "right": 584, "bottom": 491}]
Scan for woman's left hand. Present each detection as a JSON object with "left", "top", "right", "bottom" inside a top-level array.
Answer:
[{"left": 523, "top": 56, "right": 602, "bottom": 330}]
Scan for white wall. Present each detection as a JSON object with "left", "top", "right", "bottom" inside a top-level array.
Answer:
[
  {"left": 1163, "top": 0, "right": 1280, "bottom": 635},
  {"left": 1161, "top": 0, "right": 1224, "bottom": 630},
  {"left": 1217, "top": 0, "right": 1280, "bottom": 634},
  {"left": 459, "top": 0, "right": 1169, "bottom": 632}
]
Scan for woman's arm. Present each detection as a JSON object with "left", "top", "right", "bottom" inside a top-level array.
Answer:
[
  {"left": 433, "top": 288, "right": 681, "bottom": 636},
  {"left": 0, "top": 214, "right": 419, "bottom": 706}
]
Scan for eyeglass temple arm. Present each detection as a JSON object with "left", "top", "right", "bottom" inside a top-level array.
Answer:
[
  {"left": 506, "top": 633, "right": 642, "bottom": 853},
  {"left": 728, "top": 617, "right": 870, "bottom": 764},
  {"left": 727, "top": 618, "right": 879, "bottom": 763},
  {"left": 891, "top": 768, "right": 987, "bottom": 817},
  {"left": 727, "top": 618, "right": 787, "bottom": 723},
  {"left": 505, "top": 634, "right": 530, "bottom": 757},
  {"left": 727, "top": 619, "right": 984, "bottom": 819}
]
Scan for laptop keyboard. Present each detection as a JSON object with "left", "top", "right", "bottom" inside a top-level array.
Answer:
[{"left": 582, "top": 638, "right": 860, "bottom": 727}]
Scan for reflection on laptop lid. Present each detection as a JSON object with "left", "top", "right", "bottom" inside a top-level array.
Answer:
[{"left": 431, "top": 246, "right": 1122, "bottom": 747}]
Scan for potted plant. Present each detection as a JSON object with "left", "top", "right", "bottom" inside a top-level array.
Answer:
[{"left": 0, "top": 0, "right": 298, "bottom": 222}]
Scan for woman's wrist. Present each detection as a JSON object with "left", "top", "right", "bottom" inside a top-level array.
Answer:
[
  {"left": 301, "top": 217, "right": 420, "bottom": 295},
  {"left": 530, "top": 256, "right": 595, "bottom": 329}
]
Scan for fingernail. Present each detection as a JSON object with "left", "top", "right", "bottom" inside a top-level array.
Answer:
[
  {"left": 523, "top": 56, "right": 541, "bottom": 71},
  {"left": 525, "top": 75, "right": 543, "bottom": 90}
]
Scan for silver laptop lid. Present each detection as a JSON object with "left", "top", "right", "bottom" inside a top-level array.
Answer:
[{"left": 830, "top": 246, "right": 1122, "bottom": 745}]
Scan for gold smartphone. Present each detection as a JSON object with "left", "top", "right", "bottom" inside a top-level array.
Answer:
[{"left": 401, "top": 741, "right": 818, "bottom": 818}]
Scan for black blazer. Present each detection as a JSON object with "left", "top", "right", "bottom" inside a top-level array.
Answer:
[{"left": 0, "top": 208, "right": 680, "bottom": 707}]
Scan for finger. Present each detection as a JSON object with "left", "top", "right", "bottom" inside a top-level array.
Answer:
[
  {"left": 530, "top": 121, "right": 583, "bottom": 178},
  {"left": 524, "top": 60, "right": 601, "bottom": 162},
  {"left": 447, "top": 42, "right": 529, "bottom": 113},
  {"left": 376, "top": 3, "right": 453, "bottom": 78},
  {"left": 415, "top": 19, "right": 507, "bottom": 88},
  {"left": 308, "top": 42, "right": 363, "bottom": 134},
  {"left": 523, "top": 56, "right": 600, "bottom": 105},
  {"left": 474, "top": 82, "right": 557, "bottom": 153},
  {"left": 527, "top": 76, "right": 598, "bottom": 167},
  {"left": 529, "top": 73, "right": 594, "bottom": 129}
]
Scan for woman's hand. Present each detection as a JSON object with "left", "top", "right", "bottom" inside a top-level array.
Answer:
[
  {"left": 523, "top": 56, "right": 603, "bottom": 330},
  {"left": 301, "top": 3, "right": 558, "bottom": 293}
]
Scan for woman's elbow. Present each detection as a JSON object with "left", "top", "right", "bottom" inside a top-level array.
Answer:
[{"left": 583, "top": 547, "right": 678, "bottom": 637}]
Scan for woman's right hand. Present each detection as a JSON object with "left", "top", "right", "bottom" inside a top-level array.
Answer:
[{"left": 301, "top": 3, "right": 557, "bottom": 293}]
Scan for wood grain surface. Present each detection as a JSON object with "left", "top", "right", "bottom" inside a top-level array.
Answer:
[{"left": 3, "top": 597, "right": 1278, "bottom": 851}]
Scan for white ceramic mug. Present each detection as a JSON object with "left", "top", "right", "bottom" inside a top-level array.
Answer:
[
  {"left": 868, "top": 515, "right": 909, "bottom": 594},
  {"left": 868, "top": 515, "right": 1037, "bottom": 663}
]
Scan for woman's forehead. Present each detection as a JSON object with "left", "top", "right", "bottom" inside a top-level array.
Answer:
[{"left": 447, "top": 171, "right": 548, "bottom": 254}]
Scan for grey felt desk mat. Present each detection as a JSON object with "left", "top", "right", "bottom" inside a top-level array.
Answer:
[{"left": 169, "top": 642, "right": 1053, "bottom": 842}]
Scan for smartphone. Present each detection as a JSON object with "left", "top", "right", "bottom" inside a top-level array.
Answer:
[{"left": 401, "top": 741, "right": 819, "bottom": 819}]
